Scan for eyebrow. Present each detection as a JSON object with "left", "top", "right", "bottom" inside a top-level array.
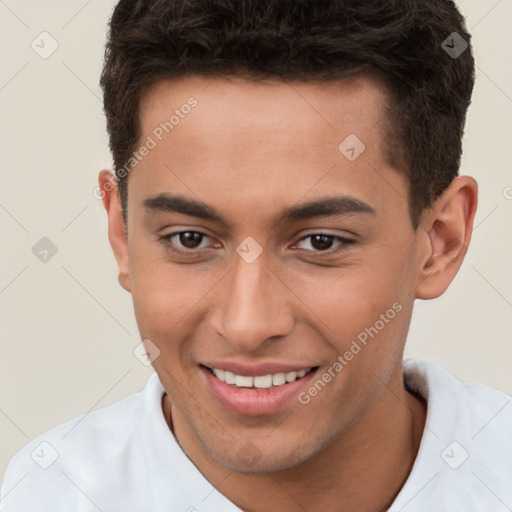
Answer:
[{"left": 143, "top": 193, "right": 376, "bottom": 226}]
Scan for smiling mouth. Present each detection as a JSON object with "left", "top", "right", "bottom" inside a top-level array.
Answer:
[{"left": 202, "top": 365, "right": 318, "bottom": 389}]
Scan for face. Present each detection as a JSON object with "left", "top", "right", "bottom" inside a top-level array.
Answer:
[{"left": 120, "top": 75, "right": 428, "bottom": 473}]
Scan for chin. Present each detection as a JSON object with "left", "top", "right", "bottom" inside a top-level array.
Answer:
[{"left": 208, "top": 437, "right": 322, "bottom": 475}]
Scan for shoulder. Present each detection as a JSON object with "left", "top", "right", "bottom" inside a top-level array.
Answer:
[
  {"left": 0, "top": 373, "right": 160, "bottom": 511},
  {"left": 393, "top": 359, "right": 512, "bottom": 511},
  {"left": 403, "top": 358, "right": 511, "bottom": 427}
]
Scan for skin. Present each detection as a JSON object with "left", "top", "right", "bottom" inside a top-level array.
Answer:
[{"left": 99, "top": 74, "right": 477, "bottom": 511}]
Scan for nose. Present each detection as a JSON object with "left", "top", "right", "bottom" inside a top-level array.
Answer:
[{"left": 210, "top": 255, "right": 294, "bottom": 351}]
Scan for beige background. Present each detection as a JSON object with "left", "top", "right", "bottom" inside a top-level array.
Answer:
[{"left": 1, "top": 0, "right": 511, "bottom": 483}]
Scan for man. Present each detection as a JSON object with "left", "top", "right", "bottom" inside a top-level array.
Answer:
[{"left": 1, "top": 0, "right": 510, "bottom": 510}]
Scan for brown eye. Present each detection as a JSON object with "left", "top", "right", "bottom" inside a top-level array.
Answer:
[
  {"left": 178, "top": 231, "right": 204, "bottom": 249},
  {"left": 295, "top": 234, "right": 355, "bottom": 254},
  {"left": 160, "top": 230, "right": 212, "bottom": 253},
  {"left": 310, "top": 235, "right": 335, "bottom": 251}
]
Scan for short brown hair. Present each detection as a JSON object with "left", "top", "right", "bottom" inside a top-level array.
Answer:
[{"left": 100, "top": 0, "right": 475, "bottom": 230}]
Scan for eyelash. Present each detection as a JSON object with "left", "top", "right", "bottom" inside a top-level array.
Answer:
[{"left": 158, "top": 231, "right": 355, "bottom": 257}]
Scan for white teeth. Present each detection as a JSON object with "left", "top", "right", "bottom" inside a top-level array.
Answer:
[
  {"left": 285, "top": 371, "right": 297, "bottom": 383},
  {"left": 253, "top": 374, "right": 272, "bottom": 389},
  {"left": 213, "top": 369, "right": 225, "bottom": 381},
  {"left": 235, "top": 375, "right": 253, "bottom": 387},
  {"left": 210, "top": 367, "right": 312, "bottom": 388},
  {"left": 272, "top": 373, "right": 286, "bottom": 386},
  {"left": 224, "top": 371, "right": 236, "bottom": 385}
]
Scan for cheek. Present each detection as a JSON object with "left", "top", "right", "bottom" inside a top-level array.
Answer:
[
  {"left": 129, "top": 263, "right": 204, "bottom": 378},
  {"left": 129, "top": 254, "right": 219, "bottom": 339},
  {"left": 284, "top": 254, "right": 414, "bottom": 368},
  {"left": 290, "top": 265, "right": 405, "bottom": 330}
]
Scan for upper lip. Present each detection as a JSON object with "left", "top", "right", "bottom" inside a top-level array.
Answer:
[{"left": 201, "top": 361, "right": 317, "bottom": 377}]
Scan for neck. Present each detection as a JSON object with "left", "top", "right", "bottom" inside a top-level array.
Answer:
[{"left": 163, "top": 362, "right": 427, "bottom": 512}]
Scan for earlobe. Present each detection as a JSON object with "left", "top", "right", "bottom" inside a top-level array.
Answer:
[
  {"left": 415, "top": 176, "right": 478, "bottom": 300},
  {"left": 98, "top": 170, "right": 132, "bottom": 293}
]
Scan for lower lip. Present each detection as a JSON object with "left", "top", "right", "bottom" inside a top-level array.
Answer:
[{"left": 201, "top": 366, "right": 317, "bottom": 416}]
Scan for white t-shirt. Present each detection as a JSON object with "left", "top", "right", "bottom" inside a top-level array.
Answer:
[{"left": 1, "top": 359, "right": 510, "bottom": 511}]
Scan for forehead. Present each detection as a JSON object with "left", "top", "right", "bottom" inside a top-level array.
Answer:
[
  {"left": 131, "top": 74, "right": 408, "bottom": 229},
  {"left": 139, "top": 73, "right": 391, "bottom": 146}
]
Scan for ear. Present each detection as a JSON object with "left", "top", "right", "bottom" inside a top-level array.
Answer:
[
  {"left": 98, "top": 170, "right": 131, "bottom": 293},
  {"left": 415, "top": 175, "right": 478, "bottom": 300}
]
